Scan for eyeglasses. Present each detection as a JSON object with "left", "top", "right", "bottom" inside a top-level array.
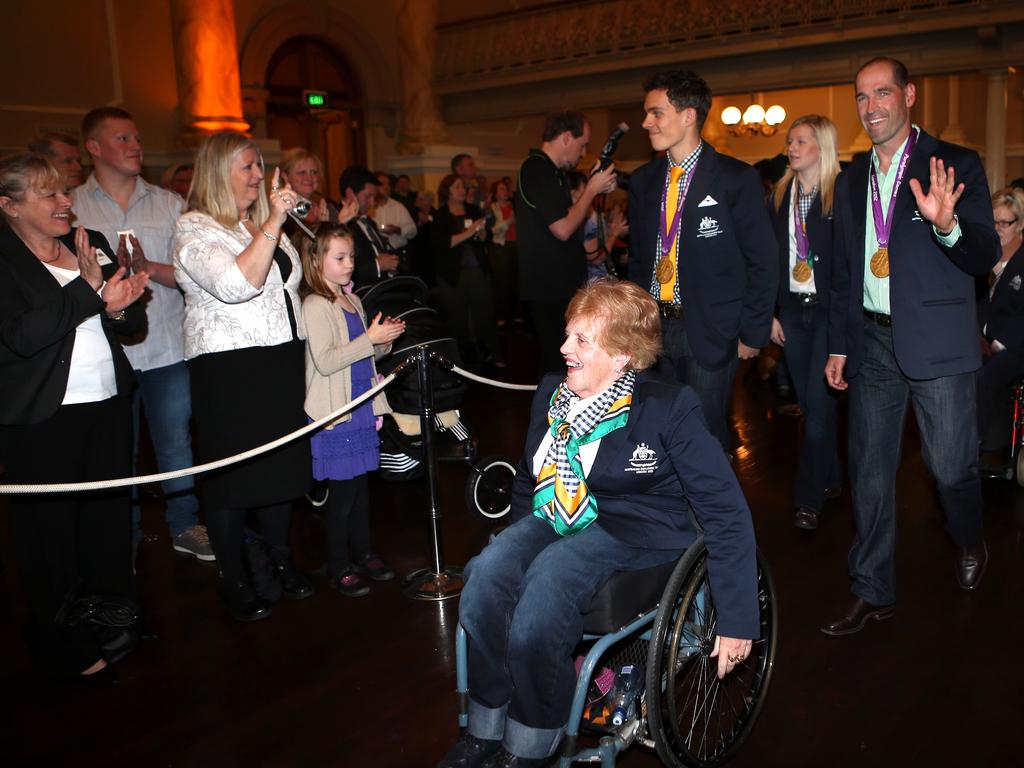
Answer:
[{"left": 995, "top": 218, "right": 1019, "bottom": 228}]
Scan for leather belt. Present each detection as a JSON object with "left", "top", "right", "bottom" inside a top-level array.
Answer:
[
  {"left": 790, "top": 292, "right": 818, "bottom": 306},
  {"left": 863, "top": 309, "right": 892, "bottom": 327},
  {"left": 657, "top": 302, "right": 684, "bottom": 320}
]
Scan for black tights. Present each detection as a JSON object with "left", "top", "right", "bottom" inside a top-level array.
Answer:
[
  {"left": 325, "top": 476, "right": 370, "bottom": 575},
  {"left": 206, "top": 502, "right": 293, "bottom": 583}
]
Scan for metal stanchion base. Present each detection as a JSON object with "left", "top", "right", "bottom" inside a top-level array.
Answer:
[{"left": 401, "top": 566, "right": 465, "bottom": 601}]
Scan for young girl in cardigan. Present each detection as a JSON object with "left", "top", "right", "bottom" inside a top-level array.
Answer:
[{"left": 301, "top": 226, "right": 405, "bottom": 596}]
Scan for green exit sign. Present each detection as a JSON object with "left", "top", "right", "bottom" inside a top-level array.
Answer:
[{"left": 303, "top": 90, "right": 327, "bottom": 107}]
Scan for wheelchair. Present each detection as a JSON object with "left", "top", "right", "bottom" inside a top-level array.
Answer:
[
  {"left": 454, "top": 537, "right": 777, "bottom": 767},
  {"left": 1011, "top": 379, "right": 1024, "bottom": 487},
  {"left": 984, "top": 378, "right": 1024, "bottom": 486}
]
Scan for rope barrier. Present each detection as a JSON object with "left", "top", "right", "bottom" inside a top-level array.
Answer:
[
  {"left": 0, "top": 348, "right": 538, "bottom": 495},
  {"left": 0, "top": 374, "right": 396, "bottom": 494},
  {"left": 449, "top": 363, "right": 538, "bottom": 392}
]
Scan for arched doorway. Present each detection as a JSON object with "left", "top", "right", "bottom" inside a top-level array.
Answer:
[{"left": 265, "top": 36, "right": 365, "bottom": 200}]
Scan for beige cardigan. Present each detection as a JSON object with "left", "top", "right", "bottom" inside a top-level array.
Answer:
[{"left": 301, "top": 292, "right": 392, "bottom": 429}]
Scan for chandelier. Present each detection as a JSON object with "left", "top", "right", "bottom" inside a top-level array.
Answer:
[{"left": 720, "top": 103, "right": 786, "bottom": 137}]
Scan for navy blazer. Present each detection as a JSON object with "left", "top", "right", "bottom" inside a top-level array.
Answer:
[
  {"left": 770, "top": 184, "right": 834, "bottom": 310},
  {"left": 0, "top": 226, "right": 140, "bottom": 425},
  {"left": 828, "top": 129, "right": 999, "bottom": 379},
  {"left": 508, "top": 371, "right": 759, "bottom": 639},
  {"left": 628, "top": 144, "right": 778, "bottom": 370},
  {"left": 980, "top": 243, "right": 1024, "bottom": 353}
]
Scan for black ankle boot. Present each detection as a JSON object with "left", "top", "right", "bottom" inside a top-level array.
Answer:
[
  {"left": 217, "top": 578, "right": 271, "bottom": 622},
  {"left": 270, "top": 548, "right": 315, "bottom": 600}
]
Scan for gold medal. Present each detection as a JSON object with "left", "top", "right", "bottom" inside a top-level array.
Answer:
[
  {"left": 792, "top": 261, "right": 812, "bottom": 283},
  {"left": 870, "top": 247, "right": 890, "bottom": 278},
  {"left": 656, "top": 256, "right": 674, "bottom": 285}
]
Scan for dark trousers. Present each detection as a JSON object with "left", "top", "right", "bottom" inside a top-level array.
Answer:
[
  {"left": 460, "top": 515, "right": 681, "bottom": 758},
  {"left": 657, "top": 317, "right": 738, "bottom": 453},
  {"left": 490, "top": 242, "right": 518, "bottom": 325},
  {"left": 437, "top": 269, "right": 501, "bottom": 362},
  {"left": 528, "top": 298, "right": 571, "bottom": 375},
  {"left": 779, "top": 296, "right": 841, "bottom": 511},
  {"left": 206, "top": 502, "right": 293, "bottom": 584},
  {"left": 976, "top": 347, "right": 1024, "bottom": 443},
  {"left": 847, "top": 319, "right": 984, "bottom": 605},
  {"left": 0, "top": 397, "right": 133, "bottom": 674},
  {"left": 325, "top": 476, "right": 371, "bottom": 575}
]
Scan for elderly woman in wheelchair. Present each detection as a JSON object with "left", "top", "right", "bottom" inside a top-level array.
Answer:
[{"left": 439, "top": 279, "right": 763, "bottom": 768}]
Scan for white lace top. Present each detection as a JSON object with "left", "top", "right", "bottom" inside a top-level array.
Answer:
[{"left": 172, "top": 210, "right": 305, "bottom": 359}]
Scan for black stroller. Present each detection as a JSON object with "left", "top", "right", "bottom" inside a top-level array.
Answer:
[{"left": 356, "top": 277, "right": 516, "bottom": 520}]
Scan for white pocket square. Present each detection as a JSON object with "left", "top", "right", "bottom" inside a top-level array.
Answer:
[{"left": 697, "top": 195, "right": 718, "bottom": 208}]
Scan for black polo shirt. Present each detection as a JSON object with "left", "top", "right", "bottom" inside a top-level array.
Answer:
[{"left": 515, "top": 148, "right": 585, "bottom": 302}]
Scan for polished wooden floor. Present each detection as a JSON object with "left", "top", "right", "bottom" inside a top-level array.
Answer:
[{"left": 2, "top": 325, "right": 1022, "bottom": 767}]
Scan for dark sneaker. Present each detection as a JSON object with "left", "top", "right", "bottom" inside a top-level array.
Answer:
[
  {"left": 355, "top": 553, "right": 395, "bottom": 581},
  {"left": 173, "top": 525, "right": 216, "bottom": 561},
  {"left": 437, "top": 733, "right": 501, "bottom": 768},
  {"left": 329, "top": 570, "right": 369, "bottom": 597}
]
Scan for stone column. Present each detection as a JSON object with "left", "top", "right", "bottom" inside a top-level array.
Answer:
[
  {"left": 395, "top": 0, "right": 449, "bottom": 153},
  {"left": 170, "top": 0, "right": 249, "bottom": 143},
  {"left": 939, "top": 75, "right": 967, "bottom": 144},
  {"left": 985, "top": 69, "right": 1008, "bottom": 192}
]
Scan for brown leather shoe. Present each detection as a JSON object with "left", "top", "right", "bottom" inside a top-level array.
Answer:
[
  {"left": 821, "top": 597, "right": 895, "bottom": 636},
  {"left": 955, "top": 540, "right": 988, "bottom": 590},
  {"left": 793, "top": 506, "right": 819, "bottom": 530}
]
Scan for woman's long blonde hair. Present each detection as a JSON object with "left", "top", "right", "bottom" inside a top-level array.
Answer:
[
  {"left": 772, "top": 115, "right": 840, "bottom": 217},
  {"left": 187, "top": 132, "right": 269, "bottom": 228}
]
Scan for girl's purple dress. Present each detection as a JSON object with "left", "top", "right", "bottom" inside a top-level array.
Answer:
[{"left": 310, "top": 308, "right": 380, "bottom": 481}]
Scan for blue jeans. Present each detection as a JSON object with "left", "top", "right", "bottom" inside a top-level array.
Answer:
[
  {"left": 460, "top": 515, "right": 682, "bottom": 760},
  {"left": 132, "top": 361, "right": 199, "bottom": 540},
  {"left": 657, "top": 316, "right": 739, "bottom": 453},
  {"left": 779, "top": 296, "right": 840, "bottom": 511},
  {"left": 847, "top": 319, "right": 983, "bottom": 605}
]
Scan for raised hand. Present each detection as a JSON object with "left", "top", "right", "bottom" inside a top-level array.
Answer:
[
  {"left": 365, "top": 312, "right": 405, "bottom": 345},
  {"left": 267, "top": 167, "right": 296, "bottom": 225},
  {"left": 338, "top": 195, "right": 359, "bottom": 225},
  {"left": 909, "top": 156, "right": 964, "bottom": 234},
  {"left": 102, "top": 267, "right": 149, "bottom": 313},
  {"left": 74, "top": 225, "right": 104, "bottom": 291}
]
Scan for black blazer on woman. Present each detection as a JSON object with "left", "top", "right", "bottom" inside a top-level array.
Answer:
[
  {"left": 430, "top": 203, "right": 488, "bottom": 286},
  {"left": 770, "top": 183, "right": 834, "bottom": 310},
  {"left": 0, "top": 225, "right": 141, "bottom": 425},
  {"left": 980, "top": 242, "right": 1024, "bottom": 353}
]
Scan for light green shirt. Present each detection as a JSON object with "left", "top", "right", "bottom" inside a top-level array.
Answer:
[{"left": 863, "top": 126, "right": 961, "bottom": 315}]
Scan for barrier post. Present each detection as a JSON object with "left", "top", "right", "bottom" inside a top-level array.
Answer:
[{"left": 401, "top": 344, "right": 465, "bottom": 600}]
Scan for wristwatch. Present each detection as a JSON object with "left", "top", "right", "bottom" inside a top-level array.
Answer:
[
  {"left": 936, "top": 213, "right": 959, "bottom": 238},
  {"left": 106, "top": 310, "right": 126, "bottom": 321}
]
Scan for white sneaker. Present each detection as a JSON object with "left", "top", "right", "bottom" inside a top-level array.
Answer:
[{"left": 173, "top": 525, "right": 216, "bottom": 561}]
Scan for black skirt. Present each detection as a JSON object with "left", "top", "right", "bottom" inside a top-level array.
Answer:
[{"left": 188, "top": 340, "right": 310, "bottom": 510}]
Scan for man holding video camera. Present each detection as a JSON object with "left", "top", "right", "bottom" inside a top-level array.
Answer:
[
  {"left": 516, "top": 111, "right": 618, "bottom": 373},
  {"left": 629, "top": 70, "right": 778, "bottom": 454}
]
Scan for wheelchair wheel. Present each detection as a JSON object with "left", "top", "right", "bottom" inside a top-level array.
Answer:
[
  {"left": 464, "top": 455, "right": 516, "bottom": 520},
  {"left": 645, "top": 541, "right": 777, "bottom": 767}
]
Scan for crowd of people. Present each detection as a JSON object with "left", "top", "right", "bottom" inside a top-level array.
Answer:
[{"left": 0, "top": 60, "right": 1020, "bottom": 761}]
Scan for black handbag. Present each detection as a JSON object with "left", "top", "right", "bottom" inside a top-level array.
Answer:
[{"left": 55, "top": 594, "right": 141, "bottom": 664}]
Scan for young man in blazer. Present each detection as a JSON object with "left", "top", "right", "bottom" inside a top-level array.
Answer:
[
  {"left": 628, "top": 70, "right": 778, "bottom": 453},
  {"left": 824, "top": 57, "right": 999, "bottom": 635},
  {"left": 338, "top": 165, "right": 400, "bottom": 287}
]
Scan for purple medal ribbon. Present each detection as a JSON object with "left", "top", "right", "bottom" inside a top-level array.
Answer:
[
  {"left": 869, "top": 128, "right": 918, "bottom": 249},
  {"left": 660, "top": 165, "right": 694, "bottom": 257},
  {"left": 792, "top": 182, "right": 811, "bottom": 263}
]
